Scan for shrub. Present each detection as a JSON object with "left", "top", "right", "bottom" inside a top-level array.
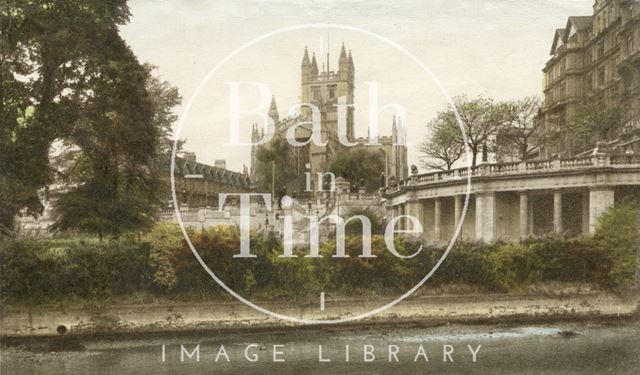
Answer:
[
  {"left": 343, "top": 207, "right": 386, "bottom": 235},
  {"left": 530, "top": 238, "right": 611, "bottom": 285},
  {"left": 485, "top": 243, "right": 540, "bottom": 291},
  {"left": 590, "top": 203, "right": 639, "bottom": 291},
  {"left": 141, "top": 223, "right": 184, "bottom": 291},
  {"left": 2, "top": 204, "right": 638, "bottom": 307},
  {"left": 0, "top": 237, "right": 151, "bottom": 304},
  {"left": 431, "top": 242, "right": 496, "bottom": 288}
]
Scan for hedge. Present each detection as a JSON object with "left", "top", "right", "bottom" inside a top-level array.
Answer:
[{"left": 1, "top": 204, "right": 637, "bottom": 305}]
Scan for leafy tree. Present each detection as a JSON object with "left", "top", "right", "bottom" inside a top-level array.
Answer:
[
  {"left": 51, "top": 46, "right": 162, "bottom": 239},
  {"left": 0, "top": 16, "right": 38, "bottom": 235},
  {"left": 566, "top": 98, "right": 623, "bottom": 151},
  {"left": 419, "top": 110, "right": 464, "bottom": 170},
  {"left": 1, "top": 1, "right": 180, "bottom": 238},
  {"left": 499, "top": 96, "right": 542, "bottom": 160},
  {"left": 144, "top": 64, "right": 182, "bottom": 202},
  {"left": 144, "top": 64, "right": 182, "bottom": 160},
  {"left": 254, "top": 137, "right": 297, "bottom": 194},
  {"left": 329, "top": 148, "right": 386, "bottom": 192},
  {"left": 0, "top": 0, "right": 132, "bottom": 235},
  {"left": 452, "top": 95, "right": 506, "bottom": 166},
  {"left": 419, "top": 96, "right": 506, "bottom": 169}
]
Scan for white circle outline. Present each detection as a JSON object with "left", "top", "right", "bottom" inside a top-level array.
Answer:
[{"left": 170, "top": 23, "right": 472, "bottom": 325}]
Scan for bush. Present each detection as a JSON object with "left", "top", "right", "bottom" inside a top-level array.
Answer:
[
  {"left": 590, "top": 203, "right": 639, "bottom": 291},
  {"left": 343, "top": 207, "right": 386, "bottom": 236},
  {"left": 141, "top": 223, "right": 184, "bottom": 291},
  {"left": 430, "top": 242, "right": 496, "bottom": 288},
  {"left": 0, "top": 237, "right": 151, "bottom": 304},
  {"left": 2, "top": 204, "right": 638, "bottom": 307},
  {"left": 485, "top": 243, "right": 540, "bottom": 291},
  {"left": 530, "top": 238, "right": 611, "bottom": 285}
]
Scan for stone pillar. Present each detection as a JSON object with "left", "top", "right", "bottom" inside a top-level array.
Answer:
[
  {"left": 475, "top": 193, "right": 496, "bottom": 242},
  {"left": 454, "top": 195, "right": 463, "bottom": 229},
  {"left": 405, "top": 200, "right": 424, "bottom": 232},
  {"left": 519, "top": 192, "right": 529, "bottom": 239},
  {"left": 528, "top": 197, "right": 535, "bottom": 236},
  {"left": 434, "top": 198, "right": 442, "bottom": 241},
  {"left": 581, "top": 192, "right": 590, "bottom": 235},
  {"left": 386, "top": 204, "right": 394, "bottom": 224},
  {"left": 589, "top": 188, "right": 615, "bottom": 234},
  {"left": 553, "top": 191, "right": 563, "bottom": 234}
]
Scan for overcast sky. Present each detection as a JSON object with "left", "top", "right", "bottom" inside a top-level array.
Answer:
[{"left": 119, "top": 0, "right": 594, "bottom": 171}]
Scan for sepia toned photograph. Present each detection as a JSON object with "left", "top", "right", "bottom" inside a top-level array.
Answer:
[{"left": 1, "top": 0, "right": 639, "bottom": 374}]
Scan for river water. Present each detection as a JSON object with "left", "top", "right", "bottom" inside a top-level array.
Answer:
[{"left": 3, "top": 322, "right": 639, "bottom": 374}]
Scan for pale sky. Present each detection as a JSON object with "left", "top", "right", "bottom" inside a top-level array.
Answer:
[{"left": 119, "top": 0, "right": 594, "bottom": 171}]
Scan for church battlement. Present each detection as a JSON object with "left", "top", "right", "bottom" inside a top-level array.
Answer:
[
  {"left": 353, "top": 135, "right": 394, "bottom": 145},
  {"left": 308, "top": 69, "right": 346, "bottom": 83}
]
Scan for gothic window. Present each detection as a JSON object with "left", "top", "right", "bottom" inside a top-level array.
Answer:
[
  {"left": 328, "top": 85, "right": 337, "bottom": 99},
  {"left": 311, "top": 86, "right": 321, "bottom": 101}
]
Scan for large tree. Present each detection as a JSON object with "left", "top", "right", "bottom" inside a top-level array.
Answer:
[
  {"left": 51, "top": 58, "right": 173, "bottom": 238},
  {"left": 143, "top": 64, "right": 183, "bottom": 203},
  {"left": 453, "top": 95, "right": 507, "bottom": 166},
  {"left": 419, "top": 95, "right": 506, "bottom": 170},
  {"left": 499, "top": 96, "right": 542, "bottom": 160},
  {"left": 419, "top": 110, "right": 465, "bottom": 171},
  {"left": 254, "top": 137, "right": 298, "bottom": 195},
  {"left": 567, "top": 98, "right": 623, "bottom": 150},
  {"left": 330, "top": 148, "right": 386, "bottom": 192},
  {"left": 0, "top": 0, "right": 132, "bottom": 235},
  {"left": 1, "top": 1, "right": 178, "bottom": 239}
]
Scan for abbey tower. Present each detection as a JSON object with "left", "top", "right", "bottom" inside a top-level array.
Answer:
[{"left": 250, "top": 45, "right": 407, "bottom": 194}]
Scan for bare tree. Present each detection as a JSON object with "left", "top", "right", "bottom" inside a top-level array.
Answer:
[
  {"left": 419, "top": 111, "right": 464, "bottom": 171},
  {"left": 500, "top": 96, "right": 542, "bottom": 160}
]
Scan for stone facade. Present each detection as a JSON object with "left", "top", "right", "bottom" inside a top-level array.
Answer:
[
  {"left": 170, "top": 154, "right": 251, "bottom": 208},
  {"left": 541, "top": 0, "right": 640, "bottom": 157}
]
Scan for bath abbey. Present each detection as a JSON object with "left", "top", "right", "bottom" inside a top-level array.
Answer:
[{"left": 249, "top": 44, "right": 408, "bottom": 194}]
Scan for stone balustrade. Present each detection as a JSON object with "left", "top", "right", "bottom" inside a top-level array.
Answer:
[
  {"left": 387, "top": 154, "right": 640, "bottom": 195},
  {"left": 384, "top": 154, "right": 640, "bottom": 243}
]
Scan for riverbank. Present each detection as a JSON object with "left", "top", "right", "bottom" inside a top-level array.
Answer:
[{"left": 2, "top": 289, "right": 638, "bottom": 340}]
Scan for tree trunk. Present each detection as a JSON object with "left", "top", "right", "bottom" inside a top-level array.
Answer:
[{"left": 520, "top": 142, "right": 529, "bottom": 161}]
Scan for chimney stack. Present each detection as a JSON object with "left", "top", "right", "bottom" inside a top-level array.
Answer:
[{"left": 183, "top": 152, "right": 196, "bottom": 162}]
